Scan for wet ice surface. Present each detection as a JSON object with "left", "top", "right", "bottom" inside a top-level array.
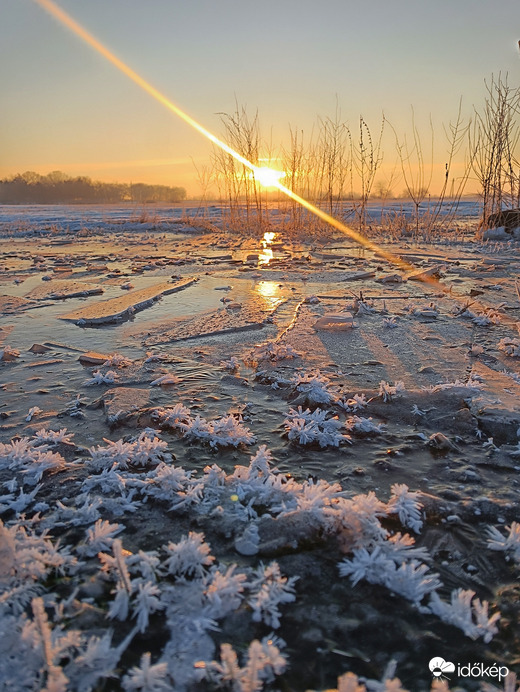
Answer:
[{"left": 2, "top": 213, "right": 520, "bottom": 690}]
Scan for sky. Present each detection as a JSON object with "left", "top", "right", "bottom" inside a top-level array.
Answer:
[{"left": 1, "top": 0, "right": 520, "bottom": 197}]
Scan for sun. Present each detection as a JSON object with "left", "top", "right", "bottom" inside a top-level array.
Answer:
[{"left": 253, "top": 166, "right": 286, "bottom": 189}]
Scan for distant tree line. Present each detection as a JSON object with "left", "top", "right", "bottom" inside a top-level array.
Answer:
[{"left": 0, "top": 171, "right": 186, "bottom": 204}]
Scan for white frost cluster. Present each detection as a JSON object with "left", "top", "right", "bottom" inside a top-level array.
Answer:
[
  {"left": 153, "top": 405, "right": 255, "bottom": 448},
  {"left": 249, "top": 341, "right": 300, "bottom": 363},
  {"left": 378, "top": 380, "right": 405, "bottom": 402},
  {"left": 345, "top": 416, "right": 385, "bottom": 434},
  {"left": 84, "top": 369, "right": 117, "bottom": 386},
  {"left": 103, "top": 353, "right": 133, "bottom": 368},
  {"left": 428, "top": 589, "right": 500, "bottom": 643},
  {"left": 498, "top": 337, "right": 520, "bottom": 357},
  {"left": 284, "top": 407, "right": 351, "bottom": 447},
  {"left": 386, "top": 484, "right": 423, "bottom": 532},
  {"left": 487, "top": 522, "right": 520, "bottom": 563},
  {"left": 88, "top": 431, "right": 169, "bottom": 471},
  {"left": 291, "top": 369, "right": 337, "bottom": 404},
  {"left": 0, "top": 433, "right": 66, "bottom": 488}
]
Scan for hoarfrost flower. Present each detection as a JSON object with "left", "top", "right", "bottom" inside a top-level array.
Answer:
[
  {"left": 33, "top": 428, "right": 74, "bottom": 445},
  {"left": 472, "top": 310, "right": 501, "bottom": 326},
  {"left": 339, "top": 545, "right": 393, "bottom": 585},
  {"left": 122, "top": 652, "right": 170, "bottom": 691},
  {"left": 164, "top": 532, "right": 215, "bottom": 578},
  {"left": 0, "top": 436, "right": 66, "bottom": 486},
  {"left": 152, "top": 404, "right": 191, "bottom": 428},
  {"left": 498, "top": 337, "right": 520, "bottom": 357},
  {"left": 88, "top": 432, "right": 168, "bottom": 471},
  {"left": 25, "top": 406, "right": 42, "bottom": 422},
  {"left": 345, "top": 416, "right": 385, "bottom": 434},
  {"left": 140, "top": 462, "right": 192, "bottom": 502},
  {"left": 249, "top": 341, "right": 300, "bottom": 363},
  {"left": 71, "top": 631, "right": 122, "bottom": 691},
  {"left": 78, "top": 519, "right": 124, "bottom": 557},
  {"left": 208, "top": 637, "right": 287, "bottom": 690},
  {"left": 428, "top": 588, "right": 500, "bottom": 642},
  {"left": 383, "top": 316, "right": 398, "bottom": 328},
  {"left": 248, "top": 561, "right": 297, "bottom": 628},
  {"left": 339, "top": 547, "right": 440, "bottom": 606},
  {"left": 386, "top": 484, "right": 423, "bottom": 532},
  {"left": 203, "top": 565, "right": 247, "bottom": 618},
  {"left": 220, "top": 356, "right": 240, "bottom": 371},
  {"left": 292, "top": 369, "right": 336, "bottom": 404},
  {"left": 54, "top": 494, "right": 102, "bottom": 527},
  {"left": 284, "top": 406, "right": 351, "bottom": 447},
  {"left": 338, "top": 393, "right": 368, "bottom": 412},
  {"left": 378, "top": 380, "right": 405, "bottom": 402},
  {"left": 84, "top": 369, "right": 117, "bottom": 386},
  {"left": 133, "top": 582, "right": 164, "bottom": 633},
  {"left": 487, "top": 522, "right": 520, "bottom": 563},
  {"left": 207, "top": 414, "right": 256, "bottom": 447}
]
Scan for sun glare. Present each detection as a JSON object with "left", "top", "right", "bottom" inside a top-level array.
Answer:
[
  {"left": 32, "top": 0, "right": 449, "bottom": 292},
  {"left": 253, "top": 166, "right": 286, "bottom": 188}
]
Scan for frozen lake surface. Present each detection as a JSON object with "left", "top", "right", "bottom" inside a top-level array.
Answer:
[{"left": 1, "top": 208, "right": 519, "bottom": 691}]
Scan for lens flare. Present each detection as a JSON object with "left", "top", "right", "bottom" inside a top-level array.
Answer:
[
  {"left": 254, "top": 167, "right": 286, "bottom": 188},
  {"left": 32, "top": 0, "right": 446, "bottom": 290}
]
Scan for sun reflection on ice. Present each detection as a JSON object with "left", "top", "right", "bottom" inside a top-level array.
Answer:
[{"left": 259, "top": 231, "right": 276, "bottom": 265}]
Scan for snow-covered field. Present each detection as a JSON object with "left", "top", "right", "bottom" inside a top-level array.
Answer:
[{"left": 1, "top": 204, "right": 520, "bottom": 691}]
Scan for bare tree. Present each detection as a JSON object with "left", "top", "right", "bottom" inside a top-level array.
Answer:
[{"left": 470, "top": 73, "right": 520, "bottom": 227}]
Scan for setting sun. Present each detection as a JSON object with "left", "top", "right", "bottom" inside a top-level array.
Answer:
[{"left": 253, "top": 166, "right": 286, "bottom": 188}]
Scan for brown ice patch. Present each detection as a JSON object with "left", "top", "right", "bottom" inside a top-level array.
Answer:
[
  {"left": 143, "top": 304, "right": 268, "bottom": 346},
  {"left": 25, "top": 280, "right": 104, "bottom": 300},
  {"left": 0, "top": 295, "right": 38, "bottom": 314},
  {"left": 59, "top": 277, "right": 197, "bottom": 325}
]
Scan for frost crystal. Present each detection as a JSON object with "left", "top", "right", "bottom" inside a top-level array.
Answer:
[
  {"left": 487, "top": 522, "right": 520, "bottom": 563},
  {"left": 378, "top": 380, "right": 405, "bottom": 402},
  {"left": 345, "top": 416, "right": 385, "bottom": 434},
  {"left": 153, "top": 406, "right": 255, "bottom": 448},
  {"left": 248, "top": 562, "right": 297, "bottom": 628},
  {"left": 84, "top": 369, "right": 117, "bottom": 386},
  {"left": 498, "top": 337, "right": 520, "bottom": 357},
  {"left": 88, "top": 432, "right": 169, "bottom": 471},
  {"left": 428, "top": 589, "right": 500, "bottom": 642},
  {"left": 249, "top": 340, "right": 300, "bottom": 363},
  {"left": 292, "top": 369, "right": 336, "bottom": 404},
  {"left": 284, "top": 407, "right": 351, "bottom": 447},
  {"left": 78, "top": 519, "right": 124, "bottom": 557},
  {"left": 386, "top": 484, "right": 423, "bottom": 532},
  {"left": 164, "top": 532, "right": 215, "bottom": 578},
  {"left": 122, "top": 652, "right": 171, "bottom": 691}
]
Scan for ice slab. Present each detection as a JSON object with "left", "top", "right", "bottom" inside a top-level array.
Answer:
[{"left": 59, "top": 277, "right": 197, "bottom": 325}]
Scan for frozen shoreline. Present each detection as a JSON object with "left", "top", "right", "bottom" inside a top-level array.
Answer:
[{"left": 1, "top": 214, "right": 520, "bottom": 691}]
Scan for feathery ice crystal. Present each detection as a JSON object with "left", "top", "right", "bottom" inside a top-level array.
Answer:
[{"left": 284, "top": 407, "right": 351, "bottom": 447}]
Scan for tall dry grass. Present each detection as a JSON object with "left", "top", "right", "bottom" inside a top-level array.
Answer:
[{"left": 196, "top": 75, "right": 520, "bottom": 242}]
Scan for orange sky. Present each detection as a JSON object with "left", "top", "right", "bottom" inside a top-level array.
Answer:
[{"left": 1, "top": 0, "right": 519, "bottom": 197}]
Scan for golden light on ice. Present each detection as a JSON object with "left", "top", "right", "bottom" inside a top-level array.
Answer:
[
  {"left": 258, "top": 230, "right": 276, "bottom": 265},
  {"left": 253, "top": 166, "right": 286, "bottom": 188},
  {"left": 32, "top": 0, "right": 448, "bottom": 290},
  {"left": 255, "top": 281, "right": 280, "bottom": 300}
]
